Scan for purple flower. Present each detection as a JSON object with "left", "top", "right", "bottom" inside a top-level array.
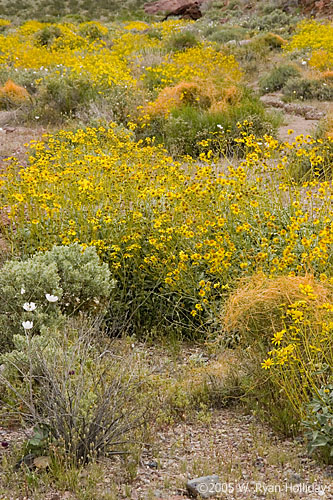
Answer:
[
  {"left": 1, "top": 441, "right": 9, "bottom": 448},
  {"left": 68, "top": 370, "right": 75, "bottom": 376}
]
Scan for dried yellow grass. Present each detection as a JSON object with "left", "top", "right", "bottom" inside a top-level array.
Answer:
[
  {"left": 144, "top": 78, "right": 240, "bottom": 119},
  {"left": 223, "top": 273, "right": 333, "bottom": 344},
  {"left": 0, "top": 79, "right": 30, "bottom": 106},
  {"left": 320, "top": 70, "right": 333, "bottom": 81},
  {"left": 209, "top": 85, "right": 241, "bottom": 112},
  {"left": 145, "top": 80, "right": 211, "bottom": 118}
]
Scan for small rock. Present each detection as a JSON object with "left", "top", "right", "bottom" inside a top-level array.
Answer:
[
  {"left": 147, "top": 460, "right": 158, "bottom": 469},
  {"left": 290, "top": 473, "right": 302, "bottom": 483},
  {"left": 254, "top": 456, "right": 265, "bottom": 469},
  {"left": 260, "top": 95, "right": 285, "bottom": 108},
  {"left": 187, "top": 475, "right": 220, "bottom": 499},
  {"left": 3, "top": 126, "right": 15, "bottom": 133},
  {"left": 304, "top": 110, "right": 325, "bottom": 120},
  {"left": 325, "top": 465, "right": 333, "bottom": 478},
  {"left": 238, "top": 39, "right": 252, "bottom": 45}
]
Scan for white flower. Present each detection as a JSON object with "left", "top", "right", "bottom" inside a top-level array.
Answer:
[
  {"left": 23, "top": 302, "right": 37, "bottom": 312},
  {"left": 21, "top": 287, "right": 25, "bottom": 294},
  {"left": 22, "top": 321, "right": 33, "bottom": 330},
  {"left": 46, "top": 294, "right": 59, "bottom": 303}
]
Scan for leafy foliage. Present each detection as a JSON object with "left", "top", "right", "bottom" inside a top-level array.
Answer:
[{"left": 303, "top": 384, "right": 333, "bottom": 464}]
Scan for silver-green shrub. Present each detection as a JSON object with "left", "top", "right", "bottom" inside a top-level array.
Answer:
[
  {"left": 35, "top": 244, "right": 114, "bottom": 314},
  {"left": 0, "top": 259, "right": 62, "bottom": 352},
  {"left": 0, "top": 244, "right": 114, "bottom": 352}
]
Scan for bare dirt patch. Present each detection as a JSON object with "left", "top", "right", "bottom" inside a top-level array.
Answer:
[{"left": 0, "top": 125, "right": 48, "bottom": 167}]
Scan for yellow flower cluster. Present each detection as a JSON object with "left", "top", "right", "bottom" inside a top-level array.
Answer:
[
  {"left": 286, "top": 20, "right": 333, "bottom": 71},
  {"left": 0, "top": 20, "right": 137, "bottom": 89},
  {"left": 144, "top": 45, "right": 241, "bottom": 89},
  {"left": 262, "top": 283, "right": 333, "bottom": 417},
  {"left": 0, "top": 18, "right": 235, "bottom": 105},
  {"left": 1, "top": 125, "right": 332, "bottom": 329},
  {"left": 0, "top": 19, "right": 10, "bottom": 28}
]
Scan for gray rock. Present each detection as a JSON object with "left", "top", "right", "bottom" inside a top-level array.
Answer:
[
  {"left": 290, "top": 473, "right": 302, "bottom": 483},
  {"left": 238, "top": 39, "right": 252, "bottom": 46},
  {"left": 325, "top": 465, "right": 333, "bottom": 478},
  {"left": 186, "top": 475, "right": 220, "bottom": 498},
  {"left": 147, "top": 460, "right": 158, "bottom": 469},
  {"left": 226, "top": 39, "right": 251, "bottom": 46}
]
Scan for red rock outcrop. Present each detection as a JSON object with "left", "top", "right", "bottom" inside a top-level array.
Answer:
[{"left": 144, "top": 0, "right": 206, "bottom": 15}]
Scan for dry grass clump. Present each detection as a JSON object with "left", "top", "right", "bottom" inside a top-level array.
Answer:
[
  {"left": 0, "top": 80, "right": 30, "bottom": 108},
  {"left": 147, "top": 349, "right": 244, "bottom": 421},
  {"left": 320, "top": 70, "right": 333, "bottom": 81},
  {"left": 144, "top": 78, "right": 242, "bottom": 119},
  {"left": 222, "top": 273, "right": 333, "bottom": 346},
  {"left": 145, "top": 80, "right": 211, "bottom": 118},
  {"left": 210, "top": 85, "right": 242, "bottom": 112}
]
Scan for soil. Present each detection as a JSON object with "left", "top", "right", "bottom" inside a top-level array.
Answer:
[
  {"left": 1, "top": 404, "right": 333, "bottom": 499},
  {"left": 1, "top": 343, "right": 333, "bottom": 499}
]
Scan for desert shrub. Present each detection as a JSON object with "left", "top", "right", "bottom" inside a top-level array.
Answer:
[
  {"left": 142, "top": 45, "right": 242, "bottom": 92},
  {"left": 0, "top": 68, "right": 47, "bottom": 96},
  {"left": 1, "top": 126, "right": 333, "bottom": 340},
  {"left": 77, "top": 84, "right": 147, "bottom": 126},
  {"left": 243, "top": 9, "right": 295, "bottom": 32},
  {"left": 0, "top": 19, "right": 11, "bottom": 32},
  {"left": 320, "top": 71, "right": 333, "bottom": 82},
  {"left": 315, "top": 115, "right": 333, "bottom": 143},
  {"left": 0, "top": 259, "right": 62, "bottom": 353},
  {"left": 0, "top": 244, "right": 113, "bottom": 352},
  {"left": 0, "top": 80, "right": 31, "bottom": 109},
  {"left": 35, "top": 244, "right": 113, "bottom": 314},
  {"left": 223, "top": 276, "right": 333, "bottom": 434},
  {"left": 32, "top": 72, "right": 96, "bottom": 122},
  {"left": 286, "top": 20, "right": 333, "bottom": 72},
  {"left": 166, "top": 30, "right": 200, "bottom": 51},
  {"left": 34, "top": 25, "right": 62, "bottom": 46},
  {"left": 222, "top": 274, "right": 333, "bottom": 349},
  {"left": 148, "top": 93, "right": 280, "bottom": 156},
  {"left": 255, "top": 32, "right": 287, "bottom": 50},
  {"left": 260, "top": 288, "right": 333, "bottom": 435},
  {"left": 259, "top": 64, "right": 300, "bottom": 94},
  {"left": 283, "top": 77, "right": 333, "bottom": 101},
  {"left": 206, "top": 25, "right": 247, "bottom": 44},
  {"left": 284, "top": 131, "right": 333, "bottom": 180},
  {"left": 78, "top": 21, "right": 108, "bottom": 40},
  {"left": 303, "top": 384, "right": 333, "bottom": 464},
  {"left": 0, "top": 317, "right": 149, "bottom": 466},
  {"left": 144, "top": 81, "right": 212, "bottom": 119}
]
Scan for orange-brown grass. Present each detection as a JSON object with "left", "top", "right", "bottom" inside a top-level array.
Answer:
[
  {"left": 319, "top": 70, "right": 333, "bottom": 81},
  {"left": 144, "top": 79, "right": 240, "bottom": 119},
  {"left": 0, "top": 80, "right": 30, "bottom": 107},
  {"left": 145, "top": 80, "right": 212, "bottom": 118},
  {"left": 209, "top": 85, "right": 242, "bottom": 112},
  {"left": 222, "top": 273, "right": 333, "bottom": 346},
  {"left": 266, "top": 32, "right": 287, "bottom": 48}
]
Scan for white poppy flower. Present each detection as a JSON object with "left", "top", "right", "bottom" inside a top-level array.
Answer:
[
  {"left": 45, "top": 294, "right": 59, "bottom": 303},
  {"left": 23, "top": 302, "right": 37, "bottom": 312},
  {"left": 22, "top": 321, "right": 33, "bottom": 330}
]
